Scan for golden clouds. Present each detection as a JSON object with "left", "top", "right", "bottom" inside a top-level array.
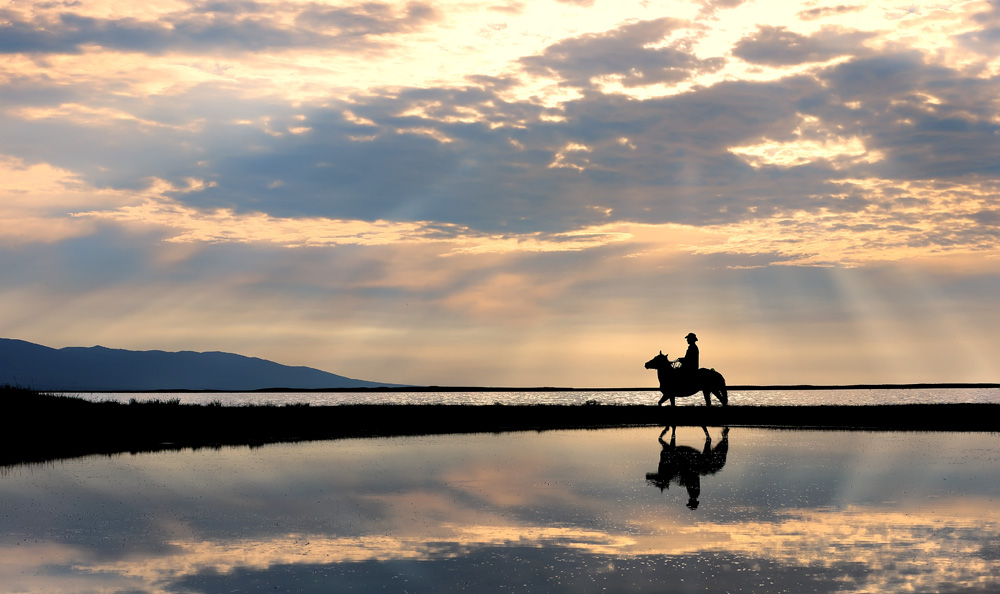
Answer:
[
  {"left": 0, "top": 156, "right": 137, "bottom": 244},
  {"left": 729, "top": 114, "right": 885, "bottom": 169},
  {"left": 68, "top": 526, "right": 638, "bottom": 594},
  {"left": 690, "top": 178, "right": 1000, "bottom": 267},
  {"left": 3, "top": 0, "right": 1000, "bottom": 386},
  {"left": 8, "top": 142, "right": 995, "bottom": 281},
  {"left": 30, "top": 502, "right": 999, "bottom": 594},
  {"left": 0, "top": 0, "right": 692, "bottom": 105},
  {"left": 13, "top": 102, "right": 201, "bottom": 131},
  {"left": 694, "top": 505, "right": 1000, "bottom": 594},
  {"left": 73, "top": 185, "right": 636, "bottom": 254},
  {"left": 76, "top": 196, "right": 444, "bottom": 247},
  {"left": 66, "top": 172, "right": 1000, "bottom": 269},
  {"left": 14, "top": 0, "right": 988, "bottom": 109}
]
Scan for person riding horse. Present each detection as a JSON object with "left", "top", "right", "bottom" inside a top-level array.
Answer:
[
  {"left": 677, "top": 333, "right": 699, "bottom": 374},
  {"left": 644, "top": 332, "right": 728, "bottom": 407}
]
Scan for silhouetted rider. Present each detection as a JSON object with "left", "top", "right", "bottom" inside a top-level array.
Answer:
[{"left": 677, "top": 333, "right": 699, "bottom": 373}]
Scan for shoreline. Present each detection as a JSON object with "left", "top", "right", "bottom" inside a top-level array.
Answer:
[
  {"left": 59, "top": 382, "right": 1000, "bottom": 393},
  {"left": 4, "top": 388, "right": 998, "bottom": 467}
]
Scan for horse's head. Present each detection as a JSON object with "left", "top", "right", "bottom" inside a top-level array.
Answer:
[{"left": 644, "top": 351, "right": 671, "bottom": 370}]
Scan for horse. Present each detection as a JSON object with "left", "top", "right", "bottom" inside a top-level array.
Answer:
[{"left": 644, "top": 351, "right": 728, "bottom": 407}]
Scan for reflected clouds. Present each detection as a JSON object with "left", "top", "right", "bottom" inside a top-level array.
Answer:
[
  {"left": 2, "top": 428, "right": 996, "bottom": 594},
  {"left": 8, "top": 507, "right": 996, "bottom": 594}
]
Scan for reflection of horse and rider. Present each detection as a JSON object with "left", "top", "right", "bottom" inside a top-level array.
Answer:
[
  {"left": 646, "top": 426, "right": 730, "bottom": 509},
  {"left": 645, "top": 332, "right": 728, "bottom": 406}
]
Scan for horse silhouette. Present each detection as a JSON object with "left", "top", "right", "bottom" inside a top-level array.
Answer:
[
  {"left": 646, "top": 426, "right": 730, "bottom": 509},
  {"left": 644, "top": 351, "right": 728, "bottom": 406}
]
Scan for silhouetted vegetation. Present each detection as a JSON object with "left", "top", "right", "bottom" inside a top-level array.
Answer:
[{"left": 2, "top": 385, "right": 997, "bottom": 468}]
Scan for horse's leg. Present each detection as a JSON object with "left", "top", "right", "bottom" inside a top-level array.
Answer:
[
  {"left": 658, "top": 391, "right": 669, "bottom": 406},
  {"left": 703, "top": 389, "right": 712, "bottom": 406},
  {"left": 670, "top": 395, "right": 676, "bottom": 407}
]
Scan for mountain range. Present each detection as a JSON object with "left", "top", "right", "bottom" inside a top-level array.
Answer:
[{"left": 0, "top": 338, "right": 398, "bottom": 391}]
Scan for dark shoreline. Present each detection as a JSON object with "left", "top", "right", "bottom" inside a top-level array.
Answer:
[
  {"left": 69, "top": 382, "right": 1000, "bottom": 393},
  {"left": 3, "top": 387, "right": 997, "bottom": 468}
]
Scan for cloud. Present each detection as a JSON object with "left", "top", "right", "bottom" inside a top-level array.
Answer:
[
  {"left": 3, "top": 0, "right": 995, "bottom": 240},
  {"left": 2, "top": 0, "right": 1000, "bottom": 385},
  {"left": 955, "top": 2, "right": 1000, "bottom": 55},
  {"left": 689, "top": 178, "right": 1000, "bottom": 268},
  {"left": 696, "top": 0, "right": 749, "bottom": 18},
  {"left": 968, "top": 209, "right": 1000, "bottom": 226},
  {"left": 69, "top": 171, "right": 1000, "bottom": 279},
  {"left": 732, "top": 25, "right": 875, "bottom": 66},
  {"left": 295, "top": 2, "right": 441, "bottom": 37},
  {"left": 127, "top": 75, "right": 819, "bottom": 230},
  {"left": 8, "top": 42, "right": 995, "bottom": 242},
  {"left": 0, "top": 155, "right": 140, "bottom": 244},
  {"left": 0, "top": 1, "right": 441, "bottom": 56},
  {"left": 72, "top": 192, "right": 635, "bottom": 255},
  {"left": 819, "top": 55, "right": 1000, "bottom": 180},
  {"left": 520, "top": 18, "right": 725, "bottom": 89},
  {"left": 797, "top": 4, "right": 866, "bottom": 21},
  {"left": 729, "top": 113, "right": 885, "bottom": 169}
]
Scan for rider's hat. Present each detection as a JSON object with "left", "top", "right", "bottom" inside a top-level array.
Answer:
[{"left": 685, "top": 332, "right": 698, "bottom": 340}]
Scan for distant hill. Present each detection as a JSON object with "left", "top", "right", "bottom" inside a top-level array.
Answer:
[{"left": 0, "top": 338, "right": 399, "bottom": 391}]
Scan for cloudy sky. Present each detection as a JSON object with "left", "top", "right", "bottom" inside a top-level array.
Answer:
[{"left": 2, "top": 0, "right": 999, "bottom": 387}]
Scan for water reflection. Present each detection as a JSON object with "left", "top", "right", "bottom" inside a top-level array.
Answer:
[
  {"left": 68, "top": 386, "right": 1000, "bottom": 406},
  {"left": 646, "top": 426, "right": 729, "bottom": 509},
  {"left": 1, "top": 428, "right": 998, "bottom": 593}
]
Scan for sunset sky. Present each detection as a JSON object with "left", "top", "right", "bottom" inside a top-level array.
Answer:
[{"left": 2, "top": 0, "right": 999, "bottom": 387}]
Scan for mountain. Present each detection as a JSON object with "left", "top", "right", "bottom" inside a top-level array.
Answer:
[{"left": 0, "top": 338, "right": 399, "bottom": 391}]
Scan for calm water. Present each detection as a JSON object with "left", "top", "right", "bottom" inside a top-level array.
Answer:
[
  {"left": 1, "top": 427, "right": 998, "bottom": 593},
  {"left": 65, "top": 386, "right": 1000, "bottom": 406}
]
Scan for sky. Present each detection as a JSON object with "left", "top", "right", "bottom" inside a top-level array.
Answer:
[{"left": 1, "top": 0, "right": 999, "bottom": 387}]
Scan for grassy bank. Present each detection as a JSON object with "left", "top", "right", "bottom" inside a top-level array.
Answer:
[{"left": 3, "top": 387, "right": 997, "bottom": 467}]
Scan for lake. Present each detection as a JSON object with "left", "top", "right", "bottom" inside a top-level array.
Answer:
[
  {"left": 1, "top": 426, "right": 997, "bottom": 593},
  {"left": 64, "top": 386, "right": 1000, "bottom": 406}
]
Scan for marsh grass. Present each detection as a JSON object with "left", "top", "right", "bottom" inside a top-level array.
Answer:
[{"left": 129, "top": 397, "right": 182, "bottom": 406}]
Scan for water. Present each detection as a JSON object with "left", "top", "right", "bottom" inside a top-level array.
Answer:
[
  {"left": 63, "top": 386, "right": 1000, "bottom": 406},
  {"left": 1, "top": 427, "right": 998, "bottom": 593}
]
